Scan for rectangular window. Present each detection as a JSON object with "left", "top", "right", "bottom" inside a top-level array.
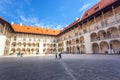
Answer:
[
  {"left": 85, "top": 13, "right": 88, "bottom": 16},
  {"left": 95, "top": 6, "right": 99, "bottom": 11}
]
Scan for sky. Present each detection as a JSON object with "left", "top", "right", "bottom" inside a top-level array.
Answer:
[{"left": 0, "top": 0, "right": 100, "bottom": 30}]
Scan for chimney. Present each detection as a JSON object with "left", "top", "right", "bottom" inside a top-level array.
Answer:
[
  {"left": 66, "top": 25, "right": 68, "bottom": 27},
  {"left": 76, "top": 17, "right": 79, "bottom": 20},
  {"left": 20, "top": 23, "right": 22, "bottom": 26},
  {"left": 0, "top": 16, "right": 2, "bottom": 19},
  {"left": 11, "top": 21, "right": 14, "bottom": 25}
]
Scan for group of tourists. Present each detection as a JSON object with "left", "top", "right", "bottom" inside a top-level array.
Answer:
[
  {"left": 55, "top": 52, "right": 63, "bottom": 60},
  {"left": 17, "top": 52, "right": 23, "bottom": 57}
]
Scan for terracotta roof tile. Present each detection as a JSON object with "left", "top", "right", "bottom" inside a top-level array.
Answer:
[
  {"left": 81, "top": 0, "right": 117, "bottom": 20},
  {"left": 61, "top": 19, "right": 80, "bottom": 32},
  {"left": 11, "top": 24, "right": 60, "bottom": 36},
  {"left": 60, "top": 0, "right": 117, "bottom": 34}
]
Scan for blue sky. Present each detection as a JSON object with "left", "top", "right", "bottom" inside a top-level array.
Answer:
[{"left": 0, "top": 0, "right": 100, "bottom": 30}]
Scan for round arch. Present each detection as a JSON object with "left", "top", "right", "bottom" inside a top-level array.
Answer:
[
  {"left": 76, "top": 38, "right": 79, "bottom": 44},
  {"left": 92, "top": 43, "right": 99, "bottom": 53},
  {"left": 100, "top": 41, "right": 109, "bottom": 53},
  {"left": 72, "top": 39, "right": 75, "bottom": 45},
  {"left": 12, "top": 42, "right": 16, "bottom": 47},
  {"left": 26, "top": 48, "right": 30, "bottom": 54},
  {"left": 110, "top": 40, "right": 120, "bottom": 54},
  {"left": 17, "top": 42, "right": 22, "bottom": 46},
  {"left": 10, "top": 48, "right": 16, "bottom": 55},
  {"left": 107, "top": 27, "right": 118, "bottom": 38},
  {"left": 76, "top": 45, "right": 80, "bottom": 53},
  {"left": 91, "top": 33, "right": 98, "bottom": 41},
  {"left": 81, "top": 45, "right": 86, "bottom": 54},
  {"left": 80, "top": 36, "right": 84, "bottom": 43},
  {"left": 98, "top": 30, "right": 106, "bottom": 40}
]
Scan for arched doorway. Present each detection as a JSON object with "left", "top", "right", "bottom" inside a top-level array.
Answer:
[
  {"left": 100, "top": 41, "right": 109, "bottom": 53},
  {"left": 66, "top": 47, "right": 69, "bottom": 53},
  {"left": 22, "top": 48, "right": 26, "bottom": 54},
  {"left": 98, "top": 30, "right": 106, "bottom": 40},
  {"left": 81, "top": 45, "right": 86, "bottom": 54},
  {"left": 66, "top": 41, "right": 69, "bottom": 46},
  {"left": 69, "top": 40, "right": 71, "bottom": 45},
  {"left": 26, "top": 48, "right": 30, "bottom": 54},
  {"left": 92, "top": 43, "right": 99, "bottom": 53},
  {"left": 23, "top": 42, "right": 26, "bottom": 47},
  {"left": 80, "top": 36, "right": 84, "bottom": 43},
  {"left": 110, "top": 40, "right": 120, "bottom": 54},
  {"left": 12, "top": 42, "right": 16, "bottom": 47},
  {"left": 17, "top": 42, "right": 22, "bottom": 47},
  {"left": 76, "top": 46, "right": 80, "bottom": 53},
  {"left": 107, "top": 27, "right": 118, "bottom": 38},
  {"left": 35, "top": 48, "right": 39, "bottom": 54},
  {"left": 72, "top": 39, "right": 75, "bottom": 45},
  {"left": 76, "top": 38, "right": 79, "bottom": 44},
  {"left": 72, "top": 46, "right": 74, "bottom": 53},
  {"left": 91, "top": 33, "right": 98, "bottom": 41},
  {"left": 10, "top": 48, "right": 16, "bottom": 55}
]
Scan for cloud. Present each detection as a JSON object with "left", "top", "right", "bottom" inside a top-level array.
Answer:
[
  {"left": 79, "top": 3, "right": 93, "bottom": 11},
  {"left": 0, "top": 0, "right": 65, "bottom": 30},
  {"left": 20, "top": 16, "right": 39, "bottom": 23},
  {"left": 19, "top": 16, "right": 65, "bottom": 30},
  {"left": 54, "top": 25, "right": 64, "bottom": 30},
  {"left": 20, "top": 16, "right": 41, "bottom": 26}
]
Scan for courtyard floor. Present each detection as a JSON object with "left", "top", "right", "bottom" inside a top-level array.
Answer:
[{"left": 0, "top": 54, "right": 120, "bottom": 80}]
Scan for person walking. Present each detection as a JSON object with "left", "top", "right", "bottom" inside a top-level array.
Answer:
[
  {"left": 55, "top": 53, "right": 58, "bottom": 60},
  {"left": 59, "top": 52, "right": 62, "bottom": 60}
]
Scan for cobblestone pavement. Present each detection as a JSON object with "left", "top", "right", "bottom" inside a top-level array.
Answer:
[{"left": 0, "top": 54, "right": 120, "bottom": 80}]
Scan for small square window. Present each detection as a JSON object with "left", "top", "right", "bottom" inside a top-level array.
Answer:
[
  {"left": 95, "top": 6, "right": 99, "bottom": 11},
  {"left": 85, "top": 13, "right": 88, "bottom": 16}
]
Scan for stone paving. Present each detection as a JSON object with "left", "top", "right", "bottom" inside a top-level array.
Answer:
[{"left": 0, "top": 54, "right": 120, "bottom": 80}]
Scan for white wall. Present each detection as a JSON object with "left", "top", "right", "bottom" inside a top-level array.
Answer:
[
  {"left": 0, "top": 35, "right": 7, "bottom": 56},
  {"left": 39, "top": 42, "right": 43, "bottom": 54},
  {"left": 63, "top": 41, "right": 66, "bottom": 52},
  {"left": 84, "top": 33, "right": 92, "bottom": 53}
]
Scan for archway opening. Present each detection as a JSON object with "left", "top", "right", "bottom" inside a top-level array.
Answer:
[
  {"left": 100, "top": 41, "right": 109, "bottom": 54},
  {"left": 81, "top": 45, "right": 86, "bottom": 54},
  {"left": 110, "top": 40, "right": 120, "bottom": 54},
  {"left": 92, "top": 43, "right": 99, "bottom": 53},
  {"left": 107, "top": 27, "right": 118, "bottom": 38},
  {"left": 91, "top": 33, "right": 97, "bottom": 41}
]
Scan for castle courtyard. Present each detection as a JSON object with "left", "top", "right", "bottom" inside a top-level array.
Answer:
[{"left": 0, "top": 54, "right": 120, "bottom": 80}]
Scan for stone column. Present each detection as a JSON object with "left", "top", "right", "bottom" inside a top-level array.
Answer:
[{"left": 108, "top": 42, "right": 112, "bottom": 54}]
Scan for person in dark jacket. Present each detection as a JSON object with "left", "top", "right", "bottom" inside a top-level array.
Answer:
[{"left": 59, "top": 52, "right": 62, "bottom": 60}]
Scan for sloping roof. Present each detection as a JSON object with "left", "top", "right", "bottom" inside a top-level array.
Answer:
[
  {"left": 0, "top": 17, "right": 60, "bottom": 36},
  {"left": 60, "top": 0, "right": 117, "bottom": 34},
  {"left": 60, "top": 19, "right": 80, "bottom": 33},
  {"left": 11, "top": 24, "right": 60, "bottom": 36},
  {"left": 81, "top": 0, "right": 117, "bottom": 20}
]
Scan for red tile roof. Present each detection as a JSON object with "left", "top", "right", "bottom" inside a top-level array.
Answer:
[
  {"left": 81, "top": 0, "right": 117, "bottom": 20},
  {"left": 60, "top": 0, "right": 117, "bottom": 34},
  {"left": 61, "top": 19, "right": 80, "bottom": 33},
  {"left": 11, "top": 24, "right": 60, "bottom": 36}
]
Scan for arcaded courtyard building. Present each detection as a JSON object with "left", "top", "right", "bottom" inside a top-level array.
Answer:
[{"left": 0, "top": 0, "right": 120, "bottom": 56}]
